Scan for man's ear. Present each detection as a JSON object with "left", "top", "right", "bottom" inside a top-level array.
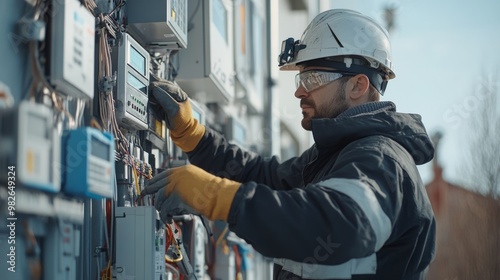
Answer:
[{"left": 347, "top": 74, "right": 370, "bottom": 100}]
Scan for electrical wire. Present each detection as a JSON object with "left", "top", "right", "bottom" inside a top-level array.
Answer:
[
  {"left": 108, "top": 0, "right": 125, "bottom": 18},
  {"left": 23, "top": 221, "right": 41, "bottom": 280},
  {"left": 165, "top": 262, "right": 181, "bottom": 280},
  {"left": 96, "top": 15, "right": 130, "bottom": 156},
  {"left": 76, "top": 98, "right": 85, "bottom": 127},
  {"left": 132, "top": 167, "right": 141, "bottom": 197},
  {"left": 85, "top": 0, "right": 122, "bottom": 37},
  {"left": 215, "top": 225, "right": 229, "bottom": 248},
  {"left": 90, "top": 117, "right": 104, "bottom": 130},
  {"left": 111, "top": 172, "right": 117, "bottom": 260},
  {"left": 187, "top": 0, "right": 202, "bottom": 32},
  {"left": 83, "top": 0, "right": 97, "bottom": 14},
  {"left": 165, "top": 223, "right": 184, "bottom": 263},
  {"left": 103, "top": 205, "right": 111, "bottom": 264},
  {"left": 100, "top": 259, "right": 112, "bottom": 280},
  {"left": 96, "top": 257, "right": 101, "bottom": 280}
]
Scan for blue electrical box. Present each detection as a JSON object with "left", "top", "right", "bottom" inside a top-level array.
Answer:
[{"left": 62, "top": 128, "right": 115, "bottom": 199}]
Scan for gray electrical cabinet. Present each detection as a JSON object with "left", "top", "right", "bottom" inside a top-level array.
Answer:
[
  {"left": 176, "top": 0, "right": 235, "bottom": 104},
  {"left": 114, "top": 206, "right": 165, "bottom": 280},
  {"left": 44, "top": 219, "right": 81, "bottom": 280}
]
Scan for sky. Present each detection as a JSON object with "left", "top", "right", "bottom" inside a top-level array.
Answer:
[
  {"left": 369, "top": 0, "right": 500, "bottom": 187},
  {"left": 280, "top": 0, "right": 500, "bottom": 187}
]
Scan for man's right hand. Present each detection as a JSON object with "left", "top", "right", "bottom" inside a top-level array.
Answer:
[{"left": 151, "top": 79, "right": 205, "bottom": 152}]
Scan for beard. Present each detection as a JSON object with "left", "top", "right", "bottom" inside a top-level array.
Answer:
[{"left": 301, "top": 84, "right": 350, "bottom": 131}]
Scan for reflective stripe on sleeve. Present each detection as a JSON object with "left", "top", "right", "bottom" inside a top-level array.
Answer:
[{"left": 319, "top": 178, "right": 392, "bottom": 251}]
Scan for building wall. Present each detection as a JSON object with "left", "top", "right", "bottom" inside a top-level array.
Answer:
[
  {"left": 276, "top": 0, "right": 316, "bottom": 156},
  {"left": 426, "top": 165, "right": 500, "bottom": 279}
]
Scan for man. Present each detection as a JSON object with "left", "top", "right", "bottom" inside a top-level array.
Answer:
[{"left": 144, "top": 9, "right": 435, "bottom": 280}]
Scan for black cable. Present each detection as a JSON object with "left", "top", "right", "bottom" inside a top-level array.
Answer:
[{"left": 187, "top": 0, "right": 201, "bottom": 32}]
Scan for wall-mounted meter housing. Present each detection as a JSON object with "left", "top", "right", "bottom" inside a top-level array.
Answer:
[
  {"left": 233, "top": 0, "right": 265, "bottom": 113},
  {"left": 50, "top": 0, "right": 95, "bottom": 99},
  {"left": 126, "top": 0, "right": 188, "bottom": 48},
  {"left": 112, "top": 33, "right": 150, "bottom": 130},
  {"left": 62, "top": 127, "right": 115, "bottom": 199},
  {"left": 190, "top": 98, "right": 206, "bottom": 125},
  {"left": 176, "top": 0, "right": 235, "bottom": 104},
  {"left": 0, "top": 101, "right": 61, "bottom": 192}
]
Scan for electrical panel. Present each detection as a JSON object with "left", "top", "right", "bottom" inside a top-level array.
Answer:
[
  {"left": 126, "top": 0, "right": 188, "bottom": 48},
  {"left": 50, "top": 0, "right": 95, "bottom": 99},
  {"left": 0, "top": 101, "right": 61, "bottom": 192},
  {"left": 176, "top": 0, "right": 235, "bottom": 104},
  {"left": 62, "top": 128, "right": 115, "bottom": 199},
  {"left": 112, "top": 33, "right": 150, "bottom": 130},
  {"left": 44, "top": 219, "right": 81, "bottom": 280},
  {"left": 115, "top": 207, "right": 165, "bottom": 280},
  {"left": 0, "top": 0, "right": 274, "bottom": 279}
]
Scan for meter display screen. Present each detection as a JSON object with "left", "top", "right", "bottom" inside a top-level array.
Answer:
[
  {"left": 129, "top": 45, "right": 146, "bottom": 76},
  {"left": 127, "top": 72, "right": 147, "bottom": 94},
  {"left": 192, "top": 108, "right": 202, "bottom": 123},
  {"left": 234, "top": 122, "right": 245, "bottom": 145},
  {"left": 212, "top": 0, "right": 227, "bottom": 42},
  {"left": 91, "top": 136, "right": 110, "bottom": 160}
]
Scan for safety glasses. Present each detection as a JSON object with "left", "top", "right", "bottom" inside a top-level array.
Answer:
[{"left": 295, "top": 70, "right": 354, "bottom": 93}]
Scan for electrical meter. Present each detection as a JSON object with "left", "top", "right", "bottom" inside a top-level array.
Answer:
[
  {"left": 50, "top": 0, "right": 95, "bottom": 99},
  {"left": 190, "top": 98, "right": 206, "bottom": 125},
  {"left": 62, "top": 127, "right": 115, "bottom": 199},
  {"left": 176, "top": 0, "right": 235, "bottom": 104},
  {"left": 127, "top": 0, "right": 188, "bottom": 48},
  {"left": 0, "top": 101, "right": 61, "bottom": 192},
  {"left": 233, "top": 0, "right": 265, "bottom": 113},
  {"left": 112, "top": 33, "right": 150, "bottom": 130}
]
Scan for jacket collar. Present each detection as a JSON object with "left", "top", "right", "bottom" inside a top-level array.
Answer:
[{"left": 311, "top": 101, "right": 434, "bottom": 165}]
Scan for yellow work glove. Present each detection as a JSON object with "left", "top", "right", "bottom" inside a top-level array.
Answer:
[
  {"left": 151, "top": 78, "right": 205, "bottom": 152},
  {"left": 143, "top": 165, "right": 241, "bottom": 222}
]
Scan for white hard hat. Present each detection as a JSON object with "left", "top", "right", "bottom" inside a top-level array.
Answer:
[{"left": 278, "top": 9, "right": 395, "bottom": 93}]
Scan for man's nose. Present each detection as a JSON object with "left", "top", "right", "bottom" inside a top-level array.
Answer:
[{"left": 295, "top": 86, "right": 308, "bottom": 99}]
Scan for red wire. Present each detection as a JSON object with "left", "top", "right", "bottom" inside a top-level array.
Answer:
[{"left": 105, "top": 199, "right": 112, "bottom": 240}]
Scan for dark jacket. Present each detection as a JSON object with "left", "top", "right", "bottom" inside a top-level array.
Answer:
[{"left": 188, "top": 101, "right": 436, "bottom": 279}]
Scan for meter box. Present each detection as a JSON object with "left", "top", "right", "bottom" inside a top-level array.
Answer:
[
  {"left": 115, "top": 207, "right": 165, "bottom": 280},
  {"left": 126, "top": 0, "right": 188, "bottom": 48},
  {"left": 112, "top": 33, "right": 150, "bottom": 130},
  {"left": 233, "top": 0, "right": 265, "bottom": 113},
  {"left": 62, "top": 127, "right": 115, "bottom": 199},
  {"left": 176, "top": 0, "right": 235, "bottom": 104},
  {"left": 190, "top": 98, "right": 206, "bottom": 125},
  {"left": 50, "top": 0, "right": 95, "bottom": 99},
  {"left": 0, "top": 101, "right": 61, "bottom": 192}
]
